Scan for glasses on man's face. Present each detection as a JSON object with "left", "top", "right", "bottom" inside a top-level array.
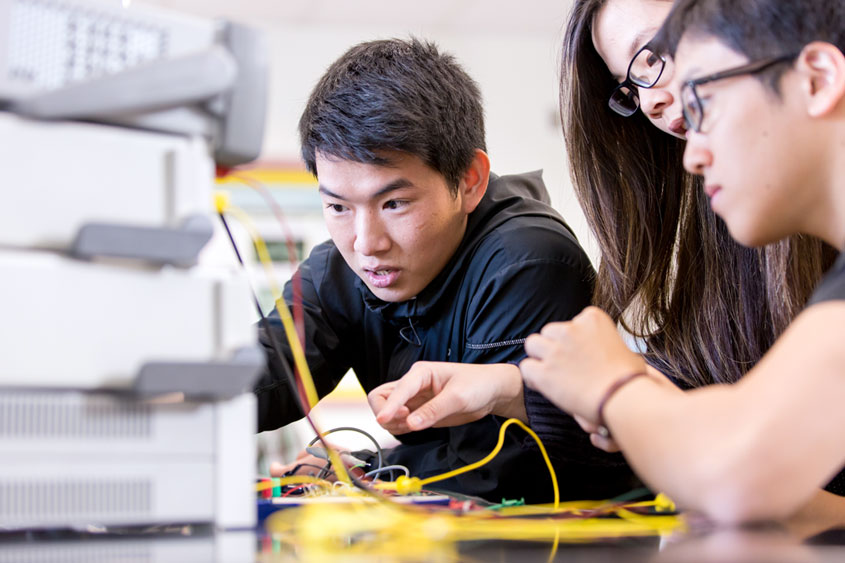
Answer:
[
  {"left": 608, "top": 44, "right": 667, "bottom": 117},
  {"left": 681, "top": 54, "right": 797, "bottom": 133}
]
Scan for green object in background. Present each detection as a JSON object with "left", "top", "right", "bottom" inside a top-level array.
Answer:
[{"left": 254, "top": 239, "right": 304, "bottom": 263}]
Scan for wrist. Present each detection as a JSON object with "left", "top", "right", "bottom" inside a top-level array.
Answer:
[
  {"left": 492, "top": 364, "right": 528, "bottom": 422},
  {"left": 596, "top": 370, "right": 648, "bottom": 438}
]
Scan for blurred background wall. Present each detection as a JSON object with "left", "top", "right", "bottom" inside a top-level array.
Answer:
[{"left": 146, "top": 0, "right": 592, "bottom": 261}]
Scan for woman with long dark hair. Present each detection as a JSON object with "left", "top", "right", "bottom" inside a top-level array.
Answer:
[{"left": 561, "top": 0, "right": 832, "bottom": 390}]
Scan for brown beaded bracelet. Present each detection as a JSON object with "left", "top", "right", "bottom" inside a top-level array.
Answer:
[{"left": 596, "top": 372, "right": 647, "bottom": 438}]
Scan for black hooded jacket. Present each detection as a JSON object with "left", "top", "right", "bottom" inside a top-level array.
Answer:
[{"left": 255, "top": 170, "right": 637, "bottom": 503}]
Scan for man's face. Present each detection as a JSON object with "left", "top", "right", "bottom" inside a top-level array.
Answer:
[
  {"left": 677, "top": 35, "right": 819, "bottom": 247},
  {"left": 316, "top": 151, "right": 472, "bottom": 302}
]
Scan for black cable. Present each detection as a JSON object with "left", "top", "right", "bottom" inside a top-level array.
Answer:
[
  {"left": 283, "top": 462, "right": 333, "bottom": 479},
  {"left": 217, "top": 210, "right": 379, "bottom": 498},
  {"left": 307, "top": 426, "right": 384, "bottom": 473},
  {"left": 217, "top": 211, "right": 306, "bottom": 417}
]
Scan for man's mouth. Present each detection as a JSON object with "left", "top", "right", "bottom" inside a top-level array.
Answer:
[
  {"left": 364, "top": 268, "right": 400, "bottom": 289},
  {"left": 704, "top": 184, "right": 722, "bottom": 198}
]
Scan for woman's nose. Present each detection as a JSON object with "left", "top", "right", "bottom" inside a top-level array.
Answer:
[{"left": 639, "top": 87, "right": 674, "bottom": 118}]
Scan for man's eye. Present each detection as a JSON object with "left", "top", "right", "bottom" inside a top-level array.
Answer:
[
  {"left": 325, "top": 203, "right": 346, "bottom": 213},
  {"left": 384, "top": 200, "right": 409, "bottom": 210}
]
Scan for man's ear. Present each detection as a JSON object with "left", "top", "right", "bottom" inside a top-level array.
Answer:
[
  {"left": 458, "top": 149, "right": 491, "bottom": 214},
  {"left": 795, "top": 41, "right": 845, "bottom": 118}
]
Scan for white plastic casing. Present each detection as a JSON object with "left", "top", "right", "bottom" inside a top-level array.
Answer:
[
  {"left": 0, "top": 0, "right": 217, "bottom": 100},
  {"left": 0, "top": 391, "right": 257, "bottom": 531},
  {"left": 0, "top": 250, "right": 256, "bottom": 389},
  {"left": 0, "top": 112, "right": 215, "bottom": 250}
]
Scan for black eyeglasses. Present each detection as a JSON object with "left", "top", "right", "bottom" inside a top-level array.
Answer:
[
  {"left": 681, "top": 54, "right": 797, "bottom": 132},
  {"left": 608, "top": 44, "right": 668, "bottom": 117}
]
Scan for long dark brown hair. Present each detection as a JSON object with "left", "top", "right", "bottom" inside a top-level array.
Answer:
[{"left": 561, "top": 0, "right": 835, "bottom": 387}]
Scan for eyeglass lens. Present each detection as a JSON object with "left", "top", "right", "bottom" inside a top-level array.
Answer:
[
  {"left": 681, "top": 85, "right": 702, "bottom": 132},
  {"left": 609, "top": 84, "right": 639, "bottom": 117},
  {"left": 628, "top": 48, "right": 664, "bottom": 88}
]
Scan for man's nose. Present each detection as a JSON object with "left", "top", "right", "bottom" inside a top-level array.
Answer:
[
  {"left": 353, "top": 211, "right": 390, "bottom": 255},
  {"left": 683, "top": 130, "right": 713, "bottom": 176}
]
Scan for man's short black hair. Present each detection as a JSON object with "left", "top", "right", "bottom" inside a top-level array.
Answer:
[
  {"left": 299, "top": 37, "right": 486, "bottom": 193},
  {"left": 653, "top": 0, "right": 845, "bottom": 93}
]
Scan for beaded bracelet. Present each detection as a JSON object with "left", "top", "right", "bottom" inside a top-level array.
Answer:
[{"left": 596, "top": 372, "right": 647, "bottom": 438}]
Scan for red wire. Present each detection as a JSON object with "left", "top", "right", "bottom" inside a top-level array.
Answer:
[
  {"left": 217, "top": 167, "right": 310, "bottom": 412},
  {"left": 282, "top": 484, "right": 310, "bottom": 498},
  {"left": 216, "top": 167, "right": 376, "bottom": 498},
  {"left": 230, "top": 172, "right": 305, "bottom": 336}
]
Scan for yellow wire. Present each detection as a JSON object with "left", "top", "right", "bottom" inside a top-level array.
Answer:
[
  {"left": 265, "top": 501, "right": 686, "bottom": 552},
  {"left": 223, "top": 204, "right": 320, "bottom": 410},
  {"left": 221, "top": 181, "right": 320, "bottom": 410},
  {"left": 548, "top": 529, "right": 560, "bottom": 563},
  {"left": 420, "top": 419, "right": 557, "bottom": 496},
  {"left": 375, "top": 418, "right": 560, "bottom": 510},
  {"left": 218, "top": 198, "right": 352, "bottom": 484}
]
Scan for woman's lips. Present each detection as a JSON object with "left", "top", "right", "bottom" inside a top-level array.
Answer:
[{"left": 669, "top": 117, "right": 688, "bottom": 137}]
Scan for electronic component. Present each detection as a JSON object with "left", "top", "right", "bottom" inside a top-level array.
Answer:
[
  {"left": 0, "top": 111, "right": 216, "bottom": 253},
  {"left": 0, "top": 250, "right": 258, "bottom": 394},
  {"left": 0, "top": 0, "right": 267, "bottom": 167},
  {"left": 0, "top": 392, "right": 256, "bottom": 530},
  {"left": 0, "top": 0, "right": 268, "bottom": 533}
]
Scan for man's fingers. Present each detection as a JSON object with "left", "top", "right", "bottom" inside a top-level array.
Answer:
[
  {"left": 406, "top": 392, "right": 468, "bottom": 431},
  {"left": 269, "top": 457, "right": 322, "bottom": 477},
  {"left": 378, "top": 406, "right": 414, "bottom": 435},
  {"left": 394, "top": 405, "right": 411, "bottom": 421},
  {"left": 367, "top": 386, "right": 389, "bottom": 415},
  {"left": 374, "top": 370, "right": 431, "bottom": 423},
  {"left": 368, "top": 382, "right": 402, "bottom": 422},
  {"left": 379, "top": 420, "right": 413, "bottom": 435},
  {"left": 269, "top": 449, "right": 372, "bottom": 480}
]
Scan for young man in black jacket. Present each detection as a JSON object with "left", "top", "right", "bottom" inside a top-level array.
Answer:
[{"left": 255, "top": 38, "right": 635, "bottom": 503}]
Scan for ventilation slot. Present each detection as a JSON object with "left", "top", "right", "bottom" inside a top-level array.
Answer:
[
  {"left": 0, "top": 392, "right": 152, "bottom": 439},
  {"left": 0, "top": 543, "right": 152, "bottom": 563},
  {"left": 0, "top": 479, "right": 152, "bottom": 525},
  {"left": 8, "top": 0, "right": 168, "bottom": 90}
]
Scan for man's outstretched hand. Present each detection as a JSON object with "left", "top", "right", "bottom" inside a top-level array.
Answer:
[{"left": 368, "top": 362, "right": 526, "bottom": 434}]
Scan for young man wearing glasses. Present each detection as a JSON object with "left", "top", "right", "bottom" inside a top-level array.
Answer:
[{"left": 517, "top": 0, "right": 845, "bottom": 523}]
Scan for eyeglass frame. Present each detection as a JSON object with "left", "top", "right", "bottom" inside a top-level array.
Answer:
[
  {"left": 608, "top": 43, "right": 668, "bottom": 117},
  {"left": 681, "top": 53, "right": 798, "bottom": 133}
]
